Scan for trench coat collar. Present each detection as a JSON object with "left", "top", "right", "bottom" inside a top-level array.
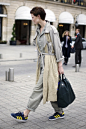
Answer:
[
  {"left": 34, "top": 22, "right": 54, "bottom": 40},
  {"left": 36, "top": 22, "right": 50, "bottom": 34}
]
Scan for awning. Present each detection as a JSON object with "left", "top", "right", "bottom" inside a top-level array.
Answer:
[
  {"left": 45, "top": 9, "right": 56, "bottom": 22},
  {"left": 0, "top": 14, "right": 7, "bottom": 17},
  {"left": 0, "top": 2, "right": 10, "bottom": 6},
  {"left": 15, "top": 6, "right": 32, "bottom": 20},
  {"left": 77, "top": 14, "right": 86, "bottom": 25},
  {"left": 59, "top": 12, "right": 74, "bottom": 24}
]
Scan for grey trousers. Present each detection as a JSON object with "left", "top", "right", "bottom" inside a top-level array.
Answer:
[{"left": 27, "top": 69, "right": 63, "bottom": 113}]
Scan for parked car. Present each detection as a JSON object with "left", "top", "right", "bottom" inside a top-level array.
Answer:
[
  {"left": 82, "top": 38, "right": 86, "bottom": 49},
  {"left": 61, "top": 37, "right": 86, "bottom": 49}
]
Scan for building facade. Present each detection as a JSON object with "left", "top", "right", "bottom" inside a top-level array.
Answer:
[{"left": 0, "top": 0, "right": 86, "bottom": 45}]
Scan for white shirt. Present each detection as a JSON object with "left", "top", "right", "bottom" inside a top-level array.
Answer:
[{"left": 65, "top": 36, "right": 68, "bottom": 48}]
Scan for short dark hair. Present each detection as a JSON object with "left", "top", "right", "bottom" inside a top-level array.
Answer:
[
  {"left": 30, "top": 7, "right": 46, "bottom": 20},
  {"left": 76, "top": 28, "right": 80, "bottom": 33}
]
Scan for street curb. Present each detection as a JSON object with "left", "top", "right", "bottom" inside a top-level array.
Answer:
[{"left": 0, "top": 58, "right": 37, "bottom": 62}]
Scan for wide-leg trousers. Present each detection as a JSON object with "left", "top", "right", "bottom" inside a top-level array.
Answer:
[{"left": 27, "top": 69, "right": 63, "bottom": 113}]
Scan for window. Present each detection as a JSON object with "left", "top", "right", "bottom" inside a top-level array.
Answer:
[
  {"left": 0, "top": 5, "right": 3, "bottom": 14},
  {"left": 0, "top": 18, "right": 2, "bottom": 40}
]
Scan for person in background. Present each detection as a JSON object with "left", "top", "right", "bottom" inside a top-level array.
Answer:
[
  {"left": 62, "top": 31, "right": 66, "bottom": 39},
  {"left": 62, "top": 31, "right": 72, "bottom": 65},
  {"left": 72, "top": 29, "right": 83, "bottom": 67}
]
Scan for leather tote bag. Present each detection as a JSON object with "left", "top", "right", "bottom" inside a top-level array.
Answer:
[{"left": 57, "top": 74, "right": 76, "bottom": 108}]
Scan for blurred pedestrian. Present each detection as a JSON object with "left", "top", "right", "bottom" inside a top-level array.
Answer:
[
  {"left": 11, "top": 6, "right": 64, "bottom": 122},
  {"left": 62, "top": 31, "right": 72, "bottom": 65},
  {"left": 72, "top": 29, "right": 83, "bottom": 67},
  {"left": 62, "top": 31, "right": 66, "bottom": 39}
]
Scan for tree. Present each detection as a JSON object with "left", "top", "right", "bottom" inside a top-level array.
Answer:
[{"left": 11, "top": 24, "right": 16, "bottom": 41}]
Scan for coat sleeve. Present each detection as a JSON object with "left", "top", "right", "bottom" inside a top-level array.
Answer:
[
  {"left": 50, "top": 26, "right": 64, "bottom": 62},
  {"left": 75, "top": 35, "right": 80, "bottom": 46},
  {"left": 68, "top": 36, "right": 72, "bottom": 43}
]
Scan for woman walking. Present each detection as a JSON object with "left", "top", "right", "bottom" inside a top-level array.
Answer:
[
  {"left": 11, "top": 7, "right": 64, "bottom": 121},
  {"left": 63, "top": 31, "right": 72, "bottom": 65}
]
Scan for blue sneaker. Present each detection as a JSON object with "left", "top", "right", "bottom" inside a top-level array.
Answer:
[
  {"left": 49, "top": 112, "right": 65, "bottom": 120},
  {"left": 11, "top": 112, "right": 28, "bottom": 122}
]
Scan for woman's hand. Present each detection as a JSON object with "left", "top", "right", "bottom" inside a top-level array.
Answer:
[
  {"left": 68, "top": 36, "right": 70, "bottom": 40},
  {"left": 71, "top": 45, "right": 74, "bottom": 48},
  {"left": 58, "top": 66, "right": 64, "bottom": 74},
  {"left": 58, "top": 61, "right": 64, "bottom": 74}
]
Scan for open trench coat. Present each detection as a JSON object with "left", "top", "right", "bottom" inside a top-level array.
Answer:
[{"left": 33, "top": 22, "right": 64, "bottom": 104}]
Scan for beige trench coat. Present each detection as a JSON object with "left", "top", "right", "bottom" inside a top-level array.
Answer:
[{"left": 34, "top": 22, "right": 63, "bottom": 104}]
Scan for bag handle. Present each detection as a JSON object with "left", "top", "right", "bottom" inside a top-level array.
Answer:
[{"left": 59, "top": 74, "right": 65, "bottom": 80}]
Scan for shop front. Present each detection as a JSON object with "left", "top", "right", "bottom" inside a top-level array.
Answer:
[
  {"left": 0, "top": 16, "right": 2, "bottom": 40},
  {"left": 0, "top": 3, "right": 9, "bottom": 42},
  {"left": 58, "top": 11, "right": 74, "bottom": 41},
  {"left": 45, "top": 9, "right": 56, "bottom": 25},
  {"left": 76, "top": 14, "right": 86, "bottom": 38},
  {"left": 0, "top": 0, "right": 86, "bottom": 45},
  {"left": 15, "top": 6, "right": 32, "bottom": 45}
]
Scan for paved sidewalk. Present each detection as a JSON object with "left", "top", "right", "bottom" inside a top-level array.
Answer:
[
  {"left": 0, "top": 44, "right": 37, "bottom": 61},
  {"left": 0, "top": 45, "right": 86, "bottom": 129}
]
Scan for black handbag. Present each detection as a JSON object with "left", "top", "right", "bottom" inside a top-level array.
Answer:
[
  {"left": 57, "top": 74, "right": 76, "bottom": 108},
  {"left": 70, "top": 47, "right": 75, "bottom": 53}
]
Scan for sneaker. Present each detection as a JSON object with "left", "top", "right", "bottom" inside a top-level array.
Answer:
[
  {"left": 65, "top": 63, "right": 67, "bottom": 65},
  {"left": 49, "top": 112, "right": 65, "bottom": 120},
  {"left": 11, "top": 112, "right": 28, "bottom": 122},
  {"left": 63, "top": 62, "right": 67, "bottom": 65}
]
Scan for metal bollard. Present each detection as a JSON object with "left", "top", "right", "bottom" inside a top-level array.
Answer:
[
  {"left": 5, "top": 71, "right": 9, "bottom": 81},
  {"left": 9, "top": 68, "right": 14, "bottom": 82},
  {"left": 20, "top": 53, "right": 22, "bottom": 58},
  {"left": 8, "top": 71, "right": 10, "bottom": 81},
  {"left": 75, "top": 64, "right": 79, "bottom": 72},
  {"left": 0, "top": 54, "right": 2, "bottom": 59}
]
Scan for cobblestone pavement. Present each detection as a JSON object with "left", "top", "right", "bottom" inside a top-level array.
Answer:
[{"left": 0, "top": 45, "right": 86, "bottom": 129}]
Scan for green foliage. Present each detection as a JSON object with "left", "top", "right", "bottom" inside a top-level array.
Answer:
[
  {"left": 0, "top": 40, "right": 7, "bottom": 44},
  {"left": 11, "top": 24, "right": 16, "bottom": 41}
]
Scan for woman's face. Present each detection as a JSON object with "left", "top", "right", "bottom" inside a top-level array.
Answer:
[{"left": 31, "top": 14, "right": 40, "bottom": 25}]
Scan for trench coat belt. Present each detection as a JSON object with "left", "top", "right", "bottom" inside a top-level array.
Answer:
[{"left": 38, "top": 52, "right": 54, "bottom": 70}]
